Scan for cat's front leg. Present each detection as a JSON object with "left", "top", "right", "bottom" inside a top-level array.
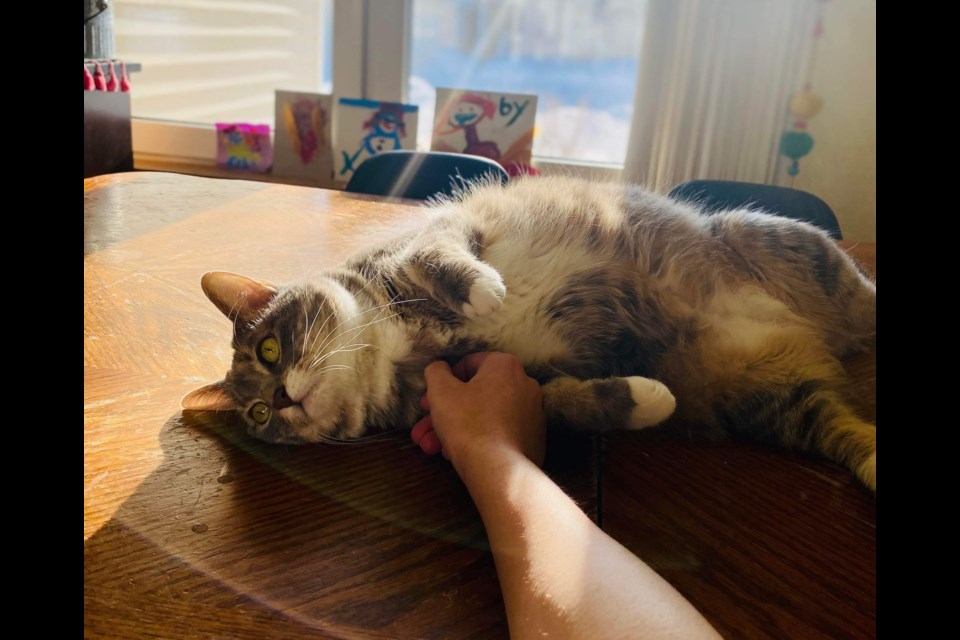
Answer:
[
  {"left": 542, "top": 376, "right": 677, "bottom": 431},
  {"left": 400, "top": 225, "right": 506, "bottom": 318}
]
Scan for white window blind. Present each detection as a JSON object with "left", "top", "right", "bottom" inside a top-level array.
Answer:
[{"left": 114, "top": 0, "right": 333, "bottom": 125}]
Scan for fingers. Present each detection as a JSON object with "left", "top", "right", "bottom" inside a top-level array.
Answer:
[
  {"left": 427, "top": 352, "right": 522, "bottom": 385},
  {"left": 424, "top": 360, "right": 461, "bottom": 392},
  {"left": 411, "top": 414, "right": 433, "bottom": 444},
  {"left": 411, "top": 415, "right": 442, "bottom": 456},
  {"left": 450, "top": 351, "right": 495, "bottom": 381},
  {"left": 419, "top": 430, "right": 443, "bottom": 456}
]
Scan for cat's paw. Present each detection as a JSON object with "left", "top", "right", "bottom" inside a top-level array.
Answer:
[
  {"left": 462, "top": 267, "right": 506, "bottom": 318},
  {"left": 625, "top": 377, "right": 676, "bottom": 429}
]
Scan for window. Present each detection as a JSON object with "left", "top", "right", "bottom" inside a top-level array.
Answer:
[
  {"left": 120, "top": 0, "right": 641, "bottom": 176},
  {"left": 114, "top": 0, "right": 333, "bottom": 125},
  {"left": 409, "top": 0, "right": 647, "bottom": 164}
]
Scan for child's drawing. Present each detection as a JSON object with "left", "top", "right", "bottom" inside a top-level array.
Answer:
[
  {"left": 432, "top": 88, "right": 537, "bottom": 175},
  {"left": 216, "top": 123, "right": 272, "bottom": 172},
  {"left": 273, "top": 91, "right": 333, "bottom": 181},
  {"left": 334, "top": 99, "right": 419, "bottom": 180}
]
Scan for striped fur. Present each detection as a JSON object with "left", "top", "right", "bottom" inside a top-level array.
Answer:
[{"left": 186, "top": 176, "right": 876, "bottom": 492}]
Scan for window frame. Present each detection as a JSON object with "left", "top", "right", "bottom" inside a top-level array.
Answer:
[{"left": 130, "top": 0, "right": 625, "bottom": 182}]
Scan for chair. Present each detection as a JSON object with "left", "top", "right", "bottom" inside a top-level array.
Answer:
[
  {"left": 344, "top": 150, "right": 510, "bottom": 201},
  {"left": 668, "top": 180, "right": 842, "bottom": 239}
]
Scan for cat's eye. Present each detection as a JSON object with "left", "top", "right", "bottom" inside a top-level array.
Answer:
[
  {"left": 249, "top": 402, "right": 271, "bottom": 424},
  {"left": 258, "top": 336, "right": 280, "bottom": 364}
]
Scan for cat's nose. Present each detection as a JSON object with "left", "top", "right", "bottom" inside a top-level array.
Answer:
[{"left": 273, "top": 385, "right": 296, "bottom": 410}]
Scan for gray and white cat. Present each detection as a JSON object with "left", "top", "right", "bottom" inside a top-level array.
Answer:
[{"left": 183, "top": 177, "right": 877, "bottom": 491}]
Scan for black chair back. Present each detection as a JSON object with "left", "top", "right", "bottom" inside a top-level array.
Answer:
[
  {"left": 345, "top": 150, "right": 509, "bottom": 200},
  {"left": 669, "top": 180, "right": 842, "bottom": 239}
]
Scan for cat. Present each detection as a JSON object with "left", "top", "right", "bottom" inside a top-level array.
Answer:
[{"left": 182, "top": 176, "right": 877, "bottom": 492}]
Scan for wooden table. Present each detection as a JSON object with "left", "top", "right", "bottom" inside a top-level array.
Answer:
[{"left": 84, "top": 172, "right": 876, "bottom": 639}]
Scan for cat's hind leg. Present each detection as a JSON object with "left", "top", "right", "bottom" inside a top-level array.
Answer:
[
  {"left": 726, "top": 384, "right": 876, "bottom": 492},
  {"left": 706, "top": 352, "right": 877, "bottom": 492},
  {"left": 542, "top": 376, "right": 677, "bottom": 431},
  {"left": 807, "top": 391, "right": 876, "bottom": 491}
]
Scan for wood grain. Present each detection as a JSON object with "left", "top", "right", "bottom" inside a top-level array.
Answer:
[
  {"left": 84, "top": 172, "right": 594, "bottom": 639},
  {"left": 85, "top": 172, "right": 874, "bottom": 639}
]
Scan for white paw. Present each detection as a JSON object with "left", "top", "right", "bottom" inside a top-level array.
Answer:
[
  {"left": 462, "top": 268, "right": 506, "bottom": 318},
  {"left": 625, "top": 377, "right": 676, "bottom": 429}
]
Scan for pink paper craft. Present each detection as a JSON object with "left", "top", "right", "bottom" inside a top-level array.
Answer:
[{"left": 216, "top": 123, "right": 273, "bottom": 172}]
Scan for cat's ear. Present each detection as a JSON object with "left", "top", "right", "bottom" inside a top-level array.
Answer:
[
  {"left": 201, "top": 271, "right": 278, "bottom": 322},
  {"left": 181, "top": 381, "right": 238, "bottom": 412}
]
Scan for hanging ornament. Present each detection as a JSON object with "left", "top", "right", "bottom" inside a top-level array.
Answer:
[
  {"left": 789, "top": 90, "right": 824, "bottom": 119},
  {"left": 780, "top": 130, "right": 815, "bottom": 176},
  {"left": 780, "top": 1, "right": 829, "bottom": 182}
]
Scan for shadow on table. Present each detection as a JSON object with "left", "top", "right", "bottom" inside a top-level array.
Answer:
[{"left": 84, "top": 408, "right": 595, "bottom": 639}]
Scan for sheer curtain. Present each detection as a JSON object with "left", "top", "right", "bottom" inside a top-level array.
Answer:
[{"left": 623, "top": 0, "right": 818, "bottom": 191}]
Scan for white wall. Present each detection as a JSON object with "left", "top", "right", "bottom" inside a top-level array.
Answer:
[{"left": 793, "top": 0, "right": 876, "bottom": 242}]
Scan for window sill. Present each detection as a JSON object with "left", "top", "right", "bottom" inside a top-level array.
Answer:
[
  {"left": 132, "top": 118, "right": 624, "bottom": 188},
  {"left": 134, "top": 154, "right": 344, "bottom": 189}
]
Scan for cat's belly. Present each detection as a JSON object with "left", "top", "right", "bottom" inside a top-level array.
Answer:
[
  {"left": 461, "top": 241, "right": 602, "bottom": 368},
  {"left": 463, "top": 273, "right": 570, "bottom": 366}
]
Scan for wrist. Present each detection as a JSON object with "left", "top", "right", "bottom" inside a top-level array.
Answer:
[
  {"left": 454, "top": 442, "right": 533, "bottom": 503},
  {"left": 453, "top": 438, "right": 515, "bottom": 478}
]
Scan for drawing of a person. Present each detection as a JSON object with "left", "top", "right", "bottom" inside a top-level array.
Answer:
[{"left": 434, "top": 92, "right": 501, "bottom": 161}]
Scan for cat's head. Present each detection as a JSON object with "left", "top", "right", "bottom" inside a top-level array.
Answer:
[{"left": 182, "top": 271, "right": 398, "bottom": 444}]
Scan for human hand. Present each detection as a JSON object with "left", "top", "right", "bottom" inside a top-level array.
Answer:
[{"left": 411, "top": 352, "right": 546, "bottom": 475}]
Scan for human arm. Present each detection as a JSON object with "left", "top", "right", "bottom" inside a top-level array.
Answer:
[{"left": 412, "top": 353, "right": 721, "bottom": 640}]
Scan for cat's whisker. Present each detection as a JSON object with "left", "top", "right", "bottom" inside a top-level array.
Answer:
[
  {"left": 313, "top": 429, "right": 396, "bottom": 446},
  {"left": 316, "top": 364, "right": 355, "bottom": 372},
  {"left": 307, "top": 300, "right": 336, "bottom": 356},
  {"left": 308, "top": 300, "right": 408, "bottom": 361},
  {"left": 313, "top": 365, "right": 357, "bottom": 377},
  {"left": 308, "top": 310, "right": 402, "bottom": 366},
  {"left": 324, "top": 295, "right": 428, "bottom": 344},
  {"left": 309, "top": 343, "right": 376, "bottom": 369},
  {"left": 328, "top": 430, "right": 398, "bottom": 445},
  {"left": 310, "top": 298, "right": 394, "bottom": 356},
  {"left": 300, "top": 306, "right": 309, "bottom": 360},
  {"left": 227, "top": 293, "right": 244, "bottom": 341},
  {"left": 308, "top": 343, "right": 381, "bottom": 371},
  {"left": 309, "top": 342, "right": 374, "bottom": 369},
  {"left": 329, "top": 305, "right": 418, "bottom": 356},
  {"left": 303, "top": 299, "right": 325, "bottom": 359}
]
